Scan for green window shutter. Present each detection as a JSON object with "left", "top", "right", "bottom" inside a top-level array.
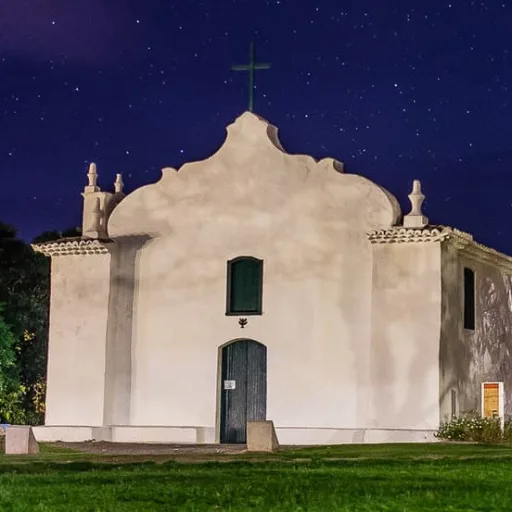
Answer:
[{"left": 227, "top": 258, "right": 263, "bottom": 314}]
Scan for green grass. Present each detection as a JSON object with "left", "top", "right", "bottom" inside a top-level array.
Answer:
[{"left": 1, "top": 443, "right": 512, "bottom": 511}]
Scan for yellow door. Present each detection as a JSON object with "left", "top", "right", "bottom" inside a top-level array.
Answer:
[{"left": 483, "top": 383, "right": 500, "bottom": 418}]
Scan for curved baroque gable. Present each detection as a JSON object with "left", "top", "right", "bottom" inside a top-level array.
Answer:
[{"left": 108, "top": 112, "right": 401, "bottom": 238}]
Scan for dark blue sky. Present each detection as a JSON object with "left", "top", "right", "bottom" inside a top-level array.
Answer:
[{"left": 1, "top": 0, "right": 511, "bottom": 252}]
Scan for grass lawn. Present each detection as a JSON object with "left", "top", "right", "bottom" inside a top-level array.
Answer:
[{"left": 0, "top": 442, "right": 512, "bottom": 511}]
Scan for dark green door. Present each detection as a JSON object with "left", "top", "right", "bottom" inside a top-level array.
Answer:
[{"left": 220, "top": 339, "right": 267, "bottom": 443}]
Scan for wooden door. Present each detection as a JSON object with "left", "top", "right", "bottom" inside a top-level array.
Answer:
[
  {"left": 220, "top": 339, "right": 266, "bottom": 443},
  {"left": 483, "top": 383, "right": 500, "bottom": 418}
]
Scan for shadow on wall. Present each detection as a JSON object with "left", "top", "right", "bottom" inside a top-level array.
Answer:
[{"left": 371, "top": 303, "right": 439, "bottom": 429}]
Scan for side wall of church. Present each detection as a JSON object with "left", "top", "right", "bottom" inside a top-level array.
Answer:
[
  {"left": 369, "top": 242, "right": 442, "bottom": 430},
  {"left": 440, "top": 245, "right": 512, "bottom": 420},
  {"left": 45, "top": 254, "right": 111, "bottom": 426}
]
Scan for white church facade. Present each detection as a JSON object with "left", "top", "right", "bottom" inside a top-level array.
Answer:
[{"left": 33, "top": 112, "right": 512, "bottom": 444}]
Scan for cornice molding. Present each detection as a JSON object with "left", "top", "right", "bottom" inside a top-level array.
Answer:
[
  {"left": 367, "top": 225, "right": 512, "bottom": 273},
  {"left": 367, "top": 226, "right": 450, "bottom": 244},
  {"left": 32, "top": 237, "right": 112, "bottom": 257},
  {"left": 446, "top": 230, "right": 512, "bottom": 272}
]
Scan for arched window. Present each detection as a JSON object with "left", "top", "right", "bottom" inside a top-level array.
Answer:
[{"left": 226, "top": 257, "right": 263, "bottom": 315}]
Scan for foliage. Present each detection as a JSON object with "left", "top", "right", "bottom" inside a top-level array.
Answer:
[
  {"left": 0, "top": 312, "right": 17, "bottom": 425},
  {"left": 0, "top": 223, "right": 51, "bottom": 424},
  {"left": 0, "top": 308, "right": 16, "bottom": 393},
  {"left": 0, "top": 385, "right": 29, "bottom": 424},
  {"left": 32, "top": 226, "right": 81, "bottom": 244},
  {"left": 32, "top": 380, "right": 46, "bottom": 416},
  {"left": 436, "top": 412, "right": 505, "bottom": 443},
  {"left": 2, "top": 444, "right": 512, "bottom": 511},
  {"left": 502, "top": 419, "right": 512, "bottom": 443},
  {"left": 0, "top": 305, "right": 28, "bottom": 424}
]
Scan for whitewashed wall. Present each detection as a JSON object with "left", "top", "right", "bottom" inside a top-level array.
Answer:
[
  {"left": 369, "top": 243, "right": 442, "bottom": 430},
  {"left": 106, "top": 112, "right": 401, "bottom": 438},
  {"left": 45, "top": 253, "right": 111, "bottom": 426}
]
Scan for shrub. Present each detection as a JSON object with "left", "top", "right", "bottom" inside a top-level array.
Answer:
[
  {"left": 0, "top": 384, "right": 28, "bottom": 424},
  {"left": 503, "top": 419, "right": 512, "bottom": 443},
  {"left": 436, "top": 414, "right": 505, "bottom": 444}
]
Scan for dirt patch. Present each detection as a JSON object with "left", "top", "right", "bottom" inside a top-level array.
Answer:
[
  {"left": 51, "top": 441, "right": 279, "bottom": 463},
  {"left": 56, "top": 441, "right": 248, "bottom": 456},
  {"left": 1, "top": 438, "right": 302, "bottom": 463}
]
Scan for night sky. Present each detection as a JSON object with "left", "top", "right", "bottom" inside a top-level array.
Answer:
[{"left": 1, "top": 1, "right": 511, "bottom": 253}]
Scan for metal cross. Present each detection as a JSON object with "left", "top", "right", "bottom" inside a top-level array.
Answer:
[{"left": 231, "top": 42, "right": 271, "bottom": 112}]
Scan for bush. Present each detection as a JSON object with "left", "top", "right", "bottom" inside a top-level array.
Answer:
[
  {"left": 0, "top": 384, "right": 28, "bottom": 424},
  {"left": 503, "top": 419, "right": 512, "bottom": 443},
  {"left": 436, "top": 414, "right": 505, "bottom": 444}
]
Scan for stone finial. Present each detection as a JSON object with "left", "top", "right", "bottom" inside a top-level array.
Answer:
[
  {"left": 84, "top": 162, "right": 100, "bottom": 194},
  {"left": 114, "top": 173, "right": 124, "bottom": 194},
  {"left": 403, "top": 180, "right": 428, "bottom": 228}
]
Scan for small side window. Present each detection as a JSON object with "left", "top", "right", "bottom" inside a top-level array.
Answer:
[{"left": 464, "top": 267, "right": 475, "bottom": 330}]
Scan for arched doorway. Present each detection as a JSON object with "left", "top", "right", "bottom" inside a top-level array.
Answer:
[{"left": 220, "top": 339, "right": 267, "bottom": 443}]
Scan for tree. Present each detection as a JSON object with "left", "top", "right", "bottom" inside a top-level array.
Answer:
[
  {"left": 0, "top": 223, "right": 50, "bottom": 424},
  {"left": 0, "top": 307, "right": 16, "bottom": 393},
  {"left": 32, "top": 226, "right": 81, "bottom": 244},
  {"left": 0, "top": 308, "right": 25, "bottom": 424}
]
